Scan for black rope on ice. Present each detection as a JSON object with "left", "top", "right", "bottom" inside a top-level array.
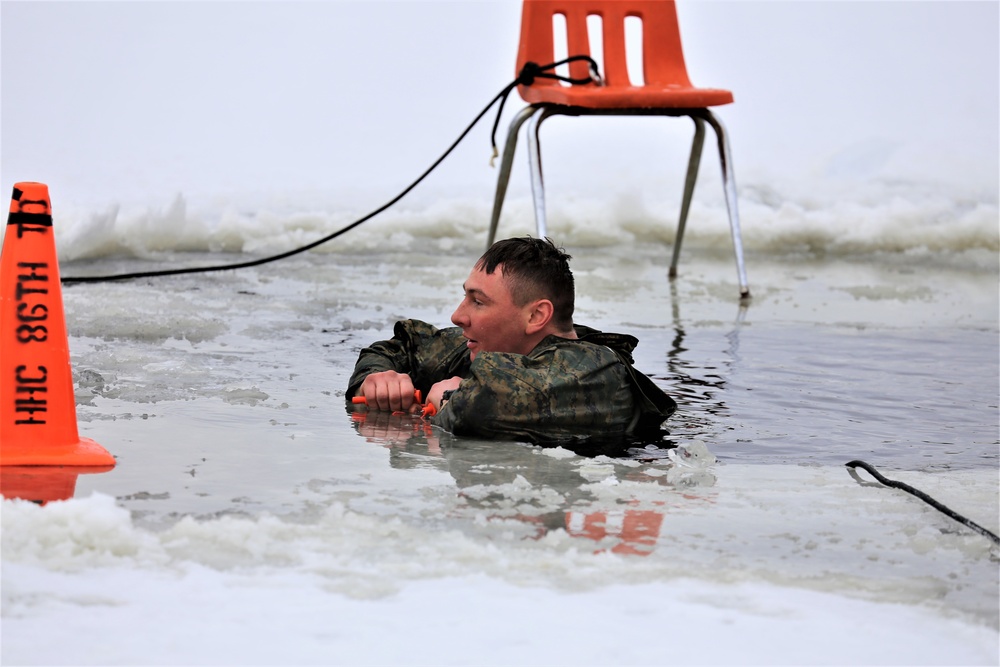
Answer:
[
  {"left": 846, "top": 460, "right": 1000, "bottom": 545},
  {"left": 61, "top": 56, "right": 603, "bottom": 285}
]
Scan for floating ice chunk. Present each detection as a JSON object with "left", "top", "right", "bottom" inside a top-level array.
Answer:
[
  {"left": 539, "top": 446, "right": 577, "bottom": 460},
  {"left": 142, "top": 360, "right": 191, "bottom": 373},
  {"left": 667, "top": 440, "right": 717, "bottom": 469},
  {"left": 577, "top": 461, "right": 616, "bottom": 483},
  {"left": 222, "top": 387, "right": 270, "bottom": 406}
]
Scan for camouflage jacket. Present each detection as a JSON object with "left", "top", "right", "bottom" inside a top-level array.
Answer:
[{"left": 347, "top": 319, "right": 676, "bottom": 444}]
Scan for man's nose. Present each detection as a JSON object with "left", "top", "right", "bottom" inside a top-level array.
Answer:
[{"left": 451, "top": 302, "right": 467, "bottom": 327}]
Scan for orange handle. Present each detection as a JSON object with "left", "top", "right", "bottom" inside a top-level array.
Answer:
[{"left": 351, "top": 390, "right": 423, "bottom": 405}]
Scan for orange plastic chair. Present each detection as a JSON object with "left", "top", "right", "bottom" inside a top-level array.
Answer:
[{"left": 488, "top": 0, "right": 749, "bottom": 297}]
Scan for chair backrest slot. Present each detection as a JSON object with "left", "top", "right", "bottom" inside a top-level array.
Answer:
[
  {"left": 623, "top": 14, "right": 645, "bottom": 86},
  {"left": 550, "top": 12, "right": 571, "bottom": 85},
  {"left": 519, "top": 0, "right": 695, "bottom": 90},
  {"left": 586, "top": 13, "right": 605, "bottom": 81}
]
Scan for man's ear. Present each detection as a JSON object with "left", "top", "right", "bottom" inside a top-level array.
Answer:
[{"left": 524, "top": 299, "right": 554, "bottom": 335}]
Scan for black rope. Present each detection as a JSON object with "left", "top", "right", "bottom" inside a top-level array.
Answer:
[
  {"left": 489, "top": 55, "right": 602, "bottom": 165},
  {"left": 846, "top": 460, "right": 1000, "bottom": 545},
  {"left": 61, "top": 56, "right": 603, "bottom": 286}
]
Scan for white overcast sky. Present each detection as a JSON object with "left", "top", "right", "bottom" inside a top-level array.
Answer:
[{"left": 2, "top": 1, "right": 997, "bottom": 208}]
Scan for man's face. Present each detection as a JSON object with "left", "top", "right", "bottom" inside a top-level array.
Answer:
[{"left": 451, "top": 264, "right": 532, "bottom": 361}]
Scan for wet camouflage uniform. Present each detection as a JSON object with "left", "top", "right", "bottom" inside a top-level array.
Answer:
[{"left": 347, "top": 319, "right": 676, "bottom": 444}]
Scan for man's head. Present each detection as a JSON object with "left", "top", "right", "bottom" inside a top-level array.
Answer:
[{"left": 451, "top": 237, "right": 576, "bottom": 361}]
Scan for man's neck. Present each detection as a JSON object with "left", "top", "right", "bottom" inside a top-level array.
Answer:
[
  {"left": 556, "top": 325, "right": 579, "bottom": 340},
  {"left": 529, "top": 324, "right": 578, "bottom": 350}
]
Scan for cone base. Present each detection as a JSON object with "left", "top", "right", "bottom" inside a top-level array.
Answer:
[{"left": 0, "top": 436, "right": 116, "bottom": 467}]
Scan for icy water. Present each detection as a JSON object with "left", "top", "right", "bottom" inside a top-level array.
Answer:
[
  {"left": 3, "top": 206, "right": 999, "bottom": 664},
  {"left": 3, "top": 0, "right": 998, "bottom": 661}
]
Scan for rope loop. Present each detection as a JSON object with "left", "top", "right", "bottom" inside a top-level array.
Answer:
[
  {"left": 489, "top": 55, "right": 603, "bottom": 165},
  {"left": 517, "top": 55, "right": 603, "bottom": 87}
]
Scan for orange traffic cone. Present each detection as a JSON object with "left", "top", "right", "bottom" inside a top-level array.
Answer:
[{"left": 0, "top": 182, "right": 115, "bottom": 467}]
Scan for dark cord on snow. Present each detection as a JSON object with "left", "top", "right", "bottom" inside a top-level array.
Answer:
[{"left": 846, "top": 460, "right": 999, "bottom": 545}]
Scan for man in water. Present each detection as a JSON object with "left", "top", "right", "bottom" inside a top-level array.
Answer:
[{"left": 347, "top": 237, "right": 676, "bottom": 444}]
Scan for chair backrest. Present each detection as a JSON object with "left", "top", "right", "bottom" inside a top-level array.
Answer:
[{"left": 516, "top": 0, "right": 694, "bottom": 89}]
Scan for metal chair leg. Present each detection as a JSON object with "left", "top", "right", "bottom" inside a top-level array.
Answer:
[
  {"left": 670, "top": 116, "right": 706, "bottom": 279},
  {"left": 703, "top": 109, "right": 750, "bottom": 299},
  {"left": 526, "top": 107, "right": 557, "bottom": 239},
  {"left": 488, "top": 106, "right": 541, "bottom": 248}
]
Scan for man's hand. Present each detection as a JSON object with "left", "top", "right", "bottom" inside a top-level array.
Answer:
[
  {"left": 426, "top": 376, "right": 463, "bottom": 412},
  {"left": 357, "top": 370, "right": 418, "bottom": 413}
]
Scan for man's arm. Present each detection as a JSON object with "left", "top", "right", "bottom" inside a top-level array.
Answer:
[
  {"left": 431, "top": 344, "right": 636, "bottom": 442},
  {"left": 346, "top": 319, "right": 471, "bottom": 412},
  {"left": 347, "top": 335, "right": 411, "bottom": 396},
  {"left": 347, "top": 320, "right": 423, "bottom": 413}
]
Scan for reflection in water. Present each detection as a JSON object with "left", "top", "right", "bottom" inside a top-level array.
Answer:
[
  {"left": 565, "top": 508, "right": 663, "bottom": 556},
  {"left": 0, "top": 466, "right": 114, "bottom": 505},
  {"left": 660, "top": 281, "right": 748, "bottom": 436},
  {"left": 350, "top": 410, "right": 717, "bottom": 557}
]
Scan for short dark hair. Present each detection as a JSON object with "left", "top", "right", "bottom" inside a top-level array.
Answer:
[{"left": 476, "top": 236, "right": 575, "bottom": 329}]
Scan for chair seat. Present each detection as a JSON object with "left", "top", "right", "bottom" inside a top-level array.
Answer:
[{"left": 519, "top": 83, "right": 734, "bottom": 109}]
